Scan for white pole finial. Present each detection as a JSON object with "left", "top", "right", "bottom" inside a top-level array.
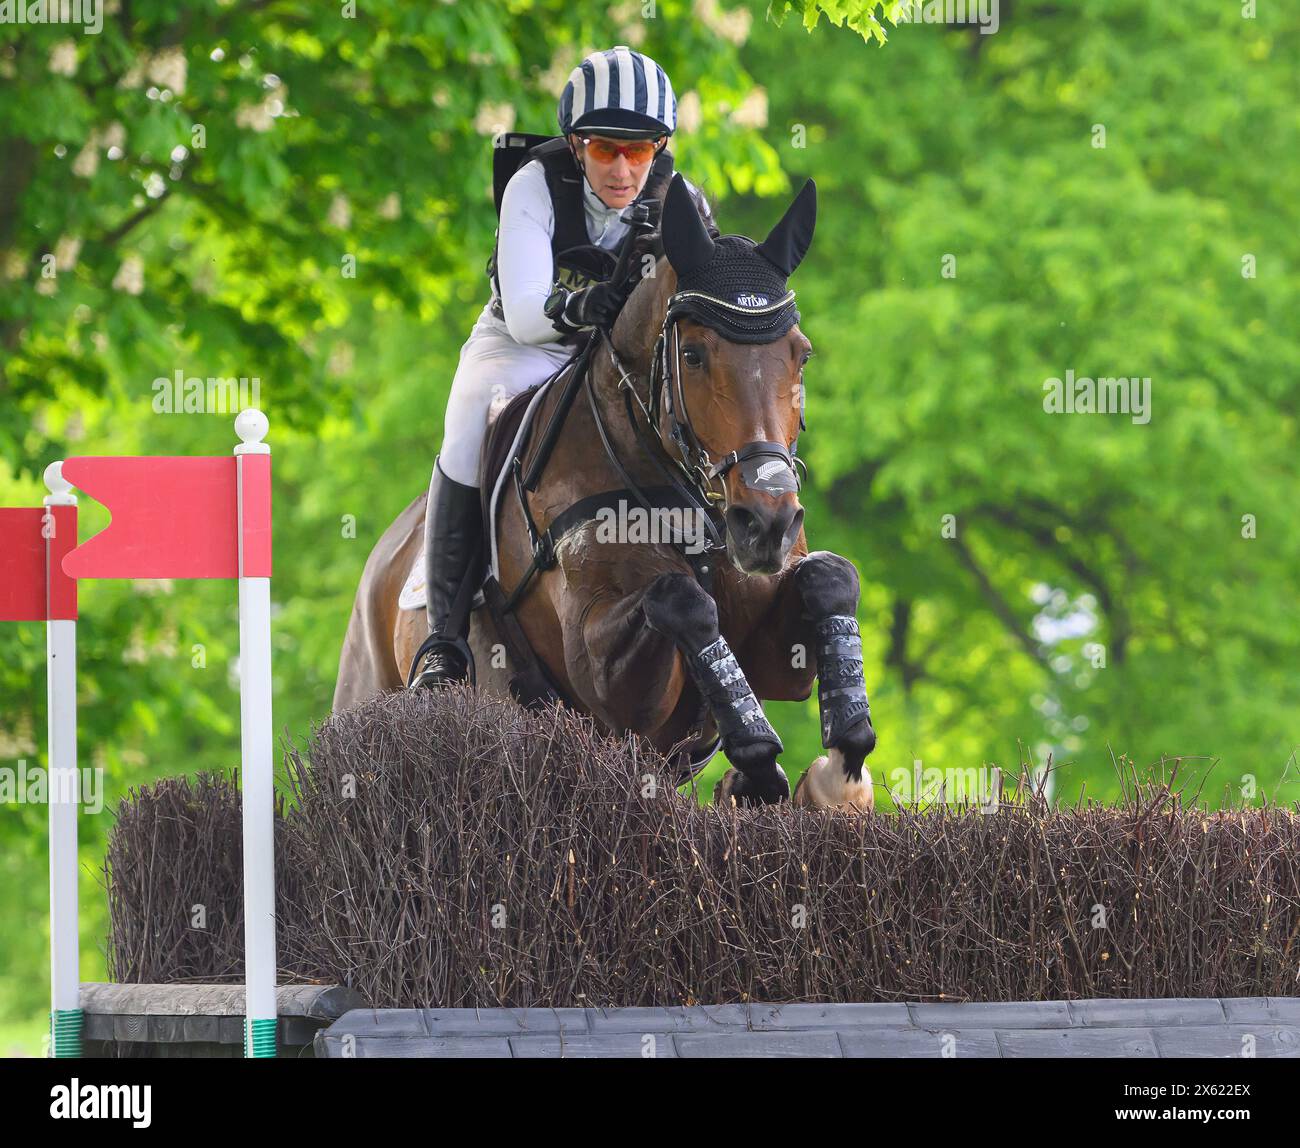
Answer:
[
  {"left": 234, "top": 409, "right": 270, "bottom": 455},
  {"left": 43, "top": 462, "right": 77, "bottom": 507}
]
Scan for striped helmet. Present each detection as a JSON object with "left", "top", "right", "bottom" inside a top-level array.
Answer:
[{"left": 557, "top": 46, "right": 676, "bottom": 139}]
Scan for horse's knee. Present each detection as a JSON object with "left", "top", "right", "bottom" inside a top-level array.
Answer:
[
  {"left": 641, "top": 572, "right": 717, "bottom": 651},
  {"left": 794, "top": 551, "right": 860, "bottom": 617}
]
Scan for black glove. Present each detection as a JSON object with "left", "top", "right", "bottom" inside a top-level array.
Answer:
[{"left": 559, "top": 279, "right": 633, "bottom": 332}]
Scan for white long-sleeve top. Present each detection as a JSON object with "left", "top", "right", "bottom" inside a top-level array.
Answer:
[{"left": 484, "top": 157, "right": 711, "bottom": 348}]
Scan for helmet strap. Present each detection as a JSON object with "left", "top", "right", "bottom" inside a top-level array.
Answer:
[{"left": 567, "top": 135, "right": 589, "bottom": 185}]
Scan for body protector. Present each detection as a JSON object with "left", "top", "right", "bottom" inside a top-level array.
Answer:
[{"left": 486, "top": 134, "right": 718, "bottom": 334}]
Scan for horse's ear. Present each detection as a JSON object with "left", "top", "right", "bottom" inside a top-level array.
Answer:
[
  {"left": 755, "top": 178, "right": 816, "bottom": 277},
  {"left": 662, "top": 173, "right": 716, "bottom": 279}
]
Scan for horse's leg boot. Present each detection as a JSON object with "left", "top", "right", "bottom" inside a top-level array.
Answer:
[
  {"left": 683, "top": 636, "right": 784, "bottom": 757},
  {"left": 684, "top": 635, "right": 789, "bottom": 804},
  {"left": 408, "top": 455, "right": 484, "bottom": 689},
  {"left": 643, "top": 572, "right": 788, "bottom": 804},
  {"left": 793, "top": 553, "right": 876, "bottom": 779}
]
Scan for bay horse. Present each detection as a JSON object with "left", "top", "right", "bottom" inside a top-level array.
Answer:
[{"left": 334, "top": 175, "right": 876, "bottom": 810}]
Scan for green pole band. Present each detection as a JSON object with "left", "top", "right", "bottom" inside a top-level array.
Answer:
[
  {"left": 50, "top": 1008, "right": 83, "bottom": 1058},
  {"left": 245, "top": 1016, "right": 278, "bottom": 1058}
]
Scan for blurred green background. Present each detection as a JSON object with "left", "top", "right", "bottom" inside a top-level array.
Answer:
[{"left": 2, "top": 1, "right": 1296, "bottom": 1052}]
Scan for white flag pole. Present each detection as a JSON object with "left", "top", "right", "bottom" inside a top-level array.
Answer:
[
  {"left": 234, "top": 409, "right": 277, "bottom": 1057},
  {"left": 43, "top": 462, "right": 81, "bottom": 1058}
]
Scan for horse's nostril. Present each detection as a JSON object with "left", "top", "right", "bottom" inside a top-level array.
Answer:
[
  {"left": 726, "top": 505, "right": 761, "bottom": 544},
  {"left": 783, "top": 506, "right": 805, "bottom": 549}
]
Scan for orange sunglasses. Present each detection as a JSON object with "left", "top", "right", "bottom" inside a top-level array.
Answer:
[{"left": 579, "top": 135, "right": 666, "bottom": 164}]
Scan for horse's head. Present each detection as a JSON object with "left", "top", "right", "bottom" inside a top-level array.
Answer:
[{"left": 620, "top": 174, "right": 816, "bottom": 575}]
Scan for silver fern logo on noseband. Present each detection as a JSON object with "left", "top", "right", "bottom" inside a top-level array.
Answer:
[{"left": 739, "top": 452, "right": 799, "bottom": 495}]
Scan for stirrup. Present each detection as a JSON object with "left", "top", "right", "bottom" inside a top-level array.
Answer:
[{"left": 407, "top": 632, "right": 476, "bottom": 689}]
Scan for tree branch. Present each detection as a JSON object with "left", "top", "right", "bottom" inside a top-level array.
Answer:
[
  {"left": 948, "top": 532, "right": 1051, "bottom": 672},
  {"left": 885, "top": 595, "right": 925, "bottom": 692},
  {"left": 977, "top": 502, "right": 1130, "bottom": 664}
]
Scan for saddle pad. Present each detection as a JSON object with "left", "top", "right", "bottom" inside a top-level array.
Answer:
[
  {"left": 397, "top": 540, "right": 488, "bottom": 613},
  {"left": 478, "top": 381, "right": 544, "bottom": 529},
  {"left": 397, "top": 546, "right": 427, "bottom": 611}
]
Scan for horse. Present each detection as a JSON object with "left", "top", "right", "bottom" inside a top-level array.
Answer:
[{"left": 334, "top": 175, "right": 876, "bottom": 810}]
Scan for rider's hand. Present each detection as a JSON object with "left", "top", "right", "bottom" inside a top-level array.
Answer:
[{"left": 562, "top": 279, "right": 633, "bottom": 330}]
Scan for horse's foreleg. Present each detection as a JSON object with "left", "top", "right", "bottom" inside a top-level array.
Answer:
[
  {"left": 788, "top": 551, "right": 876, "bottom": 810},
  {"left": 641, "top": 572, "right": 789, "bottom": 805},
  {"left": 729, "top": 551, "right": 876, "bottom": 810},
  {"left": 564, "top": 584, "right": 687, "bottom": 735}
]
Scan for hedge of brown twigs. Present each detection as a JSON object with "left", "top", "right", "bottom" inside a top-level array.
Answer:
[
  {"left": 105, "top": 685, "right": 1300, "bottom": 1004},
  {"left": 104, "top": 771, "right": 304, "bottom": 986}
]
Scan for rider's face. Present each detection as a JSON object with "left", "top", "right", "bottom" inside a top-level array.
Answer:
[{"left": 570, "top": 134, "right": 659, "bottom": 210}]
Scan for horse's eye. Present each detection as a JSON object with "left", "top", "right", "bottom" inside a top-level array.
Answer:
[{"left": 682, "top": 347, "right": 704, "bottom": 368}]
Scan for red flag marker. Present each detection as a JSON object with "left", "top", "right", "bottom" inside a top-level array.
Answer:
[
  {"left": 0, "top": 504, "right": 77, "bottom": 621},
  {"left": 41, "top": 411, "right": 279, "bottom": 1057},
  {"left": 60, "top": 454, "right": 270, "bottom": 580}
]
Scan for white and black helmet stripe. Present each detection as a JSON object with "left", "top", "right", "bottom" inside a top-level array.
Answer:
[{"left": 558, "top": 46, "right": 676, "bottom": 133}]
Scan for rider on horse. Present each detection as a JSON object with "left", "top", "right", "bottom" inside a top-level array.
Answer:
[{"left": 409, "top": 45, "right": 719, "bottom": 688}]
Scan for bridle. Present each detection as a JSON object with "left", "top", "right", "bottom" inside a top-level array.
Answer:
[{"left": 600, "top": 287, "right": 809, "bottom": 532}]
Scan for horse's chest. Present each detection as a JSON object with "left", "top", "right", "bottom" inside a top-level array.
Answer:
[{"left": 715, "top": 571, "right": 782, "bottom": 643}]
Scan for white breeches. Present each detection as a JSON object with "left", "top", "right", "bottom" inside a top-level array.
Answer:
[{"left": 438, "top": 314, "right": 575, "bottom": 487}]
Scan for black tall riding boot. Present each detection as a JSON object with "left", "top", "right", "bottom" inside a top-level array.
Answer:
[{"left": 408, "top": 455, "right": 484, "bottom": 689}]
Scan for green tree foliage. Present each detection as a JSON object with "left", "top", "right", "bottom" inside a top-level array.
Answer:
[
  {"left": 0, "top": 0, "right": 799, "bottom": 466},
  {"left": 0, "top": 0, "right": 1295, "bottom": 1046}
]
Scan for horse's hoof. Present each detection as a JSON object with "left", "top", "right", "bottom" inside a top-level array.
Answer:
[
  {"left": 713, "top": 763, "right": 789, "bottom": 807},
  {"left": 792, "top": 750, "right": 873, "bottom": 812}
]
